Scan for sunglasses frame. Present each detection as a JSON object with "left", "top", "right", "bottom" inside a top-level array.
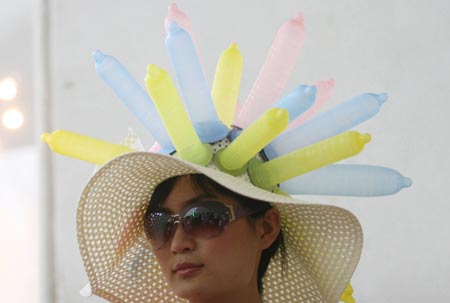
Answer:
[{"left": 145, "top": 200, "right": 259, "bottom": 249}]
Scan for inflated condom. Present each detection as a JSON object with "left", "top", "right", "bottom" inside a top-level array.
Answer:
[
  {"left": 145, "top": 64, "right": 212, "bottom": 166},
  {"left": 339, "top": 283, "right": 355, "bottom": 303},
  {"left": 280, "top": 164, "right": 412, "bottom": 196},
  {"left": 214, "top": 108, "right": 288, "bottom": 175},
  {"left": 342, "top": 283, "right": 354, "bottom": 296},
  {"left": 41, "top": 130, "right": 135, "bottom": 165},
  {"left": 271, "top": 84, "right": 316, "bottom": 123},
  {"left": 164, "top": 3, "right": 204, "bottom": 72},
  {"left": 234, "top": 13, "right": 305, "bottom": 129},
  {"left": 92, "top": 50, "right": 174, "bottom": 153},
  {"left": 164, "top": 3, "right": 192, "bottom": 35},
  {"left": 166, "top": 21, "right": 228, "bottom": 143},
  {"left": 249, "top": 131, "right": 371, "bottom": 190},
  {"left": 288, "top": 78, "right": 334, "bottom": 129},
  {"left": 211, "top": 43, "right": 243, "bottom": 127},
  {"left": 340, "top": 295, "right": 355, "bottom": 303},
  {"left": 264, "top": 92, "right": 387, "bottom": 159}
]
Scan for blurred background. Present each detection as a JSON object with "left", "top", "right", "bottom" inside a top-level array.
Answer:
[
  {"left": 1, "top": 0, "right": 449, "bottom": 302},
  {"left": 1, "top": 0, "right": 38, "bottom": 302}
]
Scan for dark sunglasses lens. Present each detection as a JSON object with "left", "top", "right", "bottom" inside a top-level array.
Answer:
[
  {"left": 182, "top": 204, "right": 230, "bottom": 238},
  {"left": 145, "top": 212, "right": 173, "bottom": 249}
]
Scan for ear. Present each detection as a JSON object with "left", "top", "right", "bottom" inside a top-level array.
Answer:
[{"left": 256, "top": 208, "right": 281, "bottom": 250}]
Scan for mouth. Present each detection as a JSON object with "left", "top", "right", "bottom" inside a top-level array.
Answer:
[{"left": 173, "top": 262, "right": 204, "bottom": 277}]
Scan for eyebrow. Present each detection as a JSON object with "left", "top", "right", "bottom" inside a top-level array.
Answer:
[{"left": 156, "top": 194, "right": 219, "bottom": 214}]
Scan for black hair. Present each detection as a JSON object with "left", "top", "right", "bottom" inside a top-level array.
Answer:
[{"left": 144, "top": 174, "right": 285, "bottom": 295}]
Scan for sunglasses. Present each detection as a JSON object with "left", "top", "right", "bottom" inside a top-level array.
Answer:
[{"left": 144, "top": 200, "right": 259, "bottom": 249}]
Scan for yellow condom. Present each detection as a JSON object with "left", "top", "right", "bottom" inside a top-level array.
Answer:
[
  {"left": 211, "top": 43, "right": 243, "bottom": 126},
  {"left": 41, "top": 130, "right": 135, "bottom": 165},
  {"left": 145, "top": 64, "right": 212, "bottom": 165},
  {"left": 214, "top": 108, "right": 288, "bottom": 174},
  {"left": 249, "top": 131, "right": 371, "bottom": 189}
]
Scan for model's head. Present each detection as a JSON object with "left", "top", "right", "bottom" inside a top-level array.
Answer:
[{"left": 144, "top": 174, "right": 283, "bottom": 302}]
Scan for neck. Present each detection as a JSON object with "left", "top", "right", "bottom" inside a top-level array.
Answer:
[{"left": 188, "top": 285, "right": 262, "bottom": 303}]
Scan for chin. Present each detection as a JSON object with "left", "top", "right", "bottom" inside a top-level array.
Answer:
[
  {"left": 173, "top": 286, "right": 208, "bottom": 301},
  {"left": 171, "top": 279, "right": 214, "bottom": 301}
]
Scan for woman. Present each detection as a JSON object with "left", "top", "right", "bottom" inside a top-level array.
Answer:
[{"left": 77, "top": 150, "right": 363, "bottom": 303}]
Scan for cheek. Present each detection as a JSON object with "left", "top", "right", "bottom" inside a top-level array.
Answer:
[{"left": 204, "top": 222, "right": 261, "bottom": 280}]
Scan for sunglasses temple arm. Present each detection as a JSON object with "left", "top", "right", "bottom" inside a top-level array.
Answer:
[{"left": 231, "top": 205, "right": 259, "bottom": 220}]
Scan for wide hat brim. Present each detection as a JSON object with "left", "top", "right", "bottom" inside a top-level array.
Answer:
[{"left": 77, "top": 151, "right": 363, "bottom": 303}]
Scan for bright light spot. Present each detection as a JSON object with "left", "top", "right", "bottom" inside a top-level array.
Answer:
[
  {"left": 2, "top": 109, "right": 24, "bottom": 130},
  {"left": 0, "top": 78, "right": 18, "bottom": 101}
]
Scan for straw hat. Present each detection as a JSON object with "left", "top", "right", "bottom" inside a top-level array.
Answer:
[{"left": 77, "top": 144, "right": 363, "bottom": 303}]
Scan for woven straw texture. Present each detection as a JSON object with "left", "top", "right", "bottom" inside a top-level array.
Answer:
[{"left": 77, "top": 152, "right": 363, "bottom": 303}]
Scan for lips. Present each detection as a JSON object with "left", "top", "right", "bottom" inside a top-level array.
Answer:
[{"left": 173, "top": 262, "right": 204, "bottom": 277}]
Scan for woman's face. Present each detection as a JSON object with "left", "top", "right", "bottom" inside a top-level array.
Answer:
[{"left": 151, "top": 176, "right": 266, "bottom": 302}]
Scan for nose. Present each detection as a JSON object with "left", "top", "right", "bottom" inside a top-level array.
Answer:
[{"left": 170, "top": 223, "right": 196, "bottom": 254}]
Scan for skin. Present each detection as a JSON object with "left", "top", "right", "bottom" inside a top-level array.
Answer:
[{"left": 152, "top": 176, "right": 281, "bottom": 303}]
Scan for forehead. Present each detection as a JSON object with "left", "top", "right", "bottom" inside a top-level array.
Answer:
[
  {"left": 164, "top": 176, "right": 199, "bottom": 204},
  {"left": 161, "top": 176, "right": 235, "bottom": 212}
]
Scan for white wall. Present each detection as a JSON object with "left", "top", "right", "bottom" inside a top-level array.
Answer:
[
  {"left": 0, "top": 146, "right": 39, "bottom": 303},
  {"left": 47, "top": 0, "right": 450, "bottom": 302}
]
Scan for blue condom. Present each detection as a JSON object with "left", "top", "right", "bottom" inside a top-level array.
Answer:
[
  {"left": 264, "top": 92, "right": 388, "bottom": 159},
  {"left": 166, "top": 22, "right": 228, "bottom": 143},
  {"left": 92, "top": 50, "right": 175, "bottom": 153}
]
